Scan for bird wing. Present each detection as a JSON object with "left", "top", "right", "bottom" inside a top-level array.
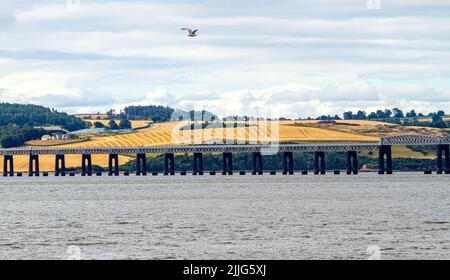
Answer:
[
  {"left": 181, "top": 28, "right": 193, "bottom": 33},
  {"left": 192, "top": 29, "right": 198, "bottom": 35}
]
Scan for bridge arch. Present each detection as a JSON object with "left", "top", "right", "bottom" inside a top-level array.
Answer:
[
  {"left": 442, "top": 136, "right": 450, "bottom": 144},
  {"left": 381, "top": 134, "right": 447, "bottom": 146}
]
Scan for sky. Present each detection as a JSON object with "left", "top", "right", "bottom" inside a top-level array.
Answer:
[{"left": 0, "top": 0, "right": 449, "bottom": 118}]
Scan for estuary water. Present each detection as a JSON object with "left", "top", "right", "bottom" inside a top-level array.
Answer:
[{"left": 0, "top": 173, "right": 449, "bottom": 260}]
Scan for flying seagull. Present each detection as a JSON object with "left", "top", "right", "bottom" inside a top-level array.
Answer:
[{"left": 181, "top": 28, "right": 198, "bottom": 37}]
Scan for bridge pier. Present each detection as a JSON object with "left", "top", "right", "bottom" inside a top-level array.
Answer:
[
  {"left": 3, "top": 155, "right": 14, "bottom": 177},
  {"left": 346, "top": 151, "right": 358, "bottom": 175},
  {"left": 222, "top": 152, "right": 233, "bottom": 175},
  {"left": 193, "top": 153, "right": 204, "bottom": 175},
  {"left": 108, "top": 154, "right": 119, "bottom": 176},
  {"left": 81, "top": 154, "right": 92, "bottom": 176},
  {"left": 28, "top": 154, "right": 40, "bottom": 177},
  {"left": 55, "top": 154, "right": 66, "bottom": 176},
  {"left": 437, "top": 144, "right": 450, "bottom": 174},
  {"left": 314, "top": 152, "right": 326, "bottom": 175},
  {"left": 378, "top": 145, "right": 393, "bottom": 174},
  {"left": 164, "top": 153, "right": 175, "bottom": 175},
  {"left": 283, "top": 152, "right": 294, "bottom": 175},
  {"left": 252, "top": 152, "right": 263, "bottom": 175},
  {"left": 136, "top": 153, "right": 147, "bottom": 176}
]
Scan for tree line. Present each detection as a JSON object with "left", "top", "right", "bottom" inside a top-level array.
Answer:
[
  {"left": 0, "top": 103, "right": 86, "bottom": 131},
  {"left": 317, "top": 108, "right": 448, "bottom": 128},
  {"left": 123, "top": 105, "right": 175, "bottom": 122},
  {"left": 122, "top": 105, "right": 218, "bottom": 123},
  {"left": 0, "top": 103, "right": 89, "bottom": 148}
]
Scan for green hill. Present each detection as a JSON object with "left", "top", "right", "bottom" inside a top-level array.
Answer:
[
  {"left": 0, "top": 103, "right": 86, "bottom": 148},
  {"left": 0, "top": 103, "right": 86, "bottom": 131}
]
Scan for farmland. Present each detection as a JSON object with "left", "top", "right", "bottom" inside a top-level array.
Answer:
[
  {"left": 56, "top": 120, "right": 382, "bottom": 149},
  {"left": 25, "top": 138, "right": 90, "bottom": 147},
  {"left": 4, "top": 119, "right": 446, "bottom": 172}
]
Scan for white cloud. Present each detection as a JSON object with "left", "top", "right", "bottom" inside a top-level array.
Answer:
[
  {"left": 114, "top": 81, "right": 447, "bottom": 118},
  {"left": 121, "top": 87, "right": 177, "bottom": 108},
  {"left": 0, "top": 72, "right": 81, "bottom": 102},
  {"left": 0, "top": 72, "right": 108, "bottom": 109}
]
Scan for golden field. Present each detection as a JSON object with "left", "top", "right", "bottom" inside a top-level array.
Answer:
[
  {"left": 32, "top": 120, "right": 448, "bottom": 150},
  {"left": 25, "top": 138, "right": 89, "bottom": 147},
  {"left": 3, "top": 119, "right": 444, "bottom": 172},
  {"left": 62, "top": 120, "right": 381, "bottom": 149}
]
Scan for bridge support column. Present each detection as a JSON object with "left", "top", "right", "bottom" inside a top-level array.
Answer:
[
  {"left": 283, "top": 152, "right": 294, "bottom": 175},
  {"left": 314, "top": 152, "right": 326, "bottom": 175},
  {"left": 193, "top": 153, "right": 204, "bottom": 175},
  {"left": 378, "top": 145, "right": 393, "bottom": 174},
  {"left": 437, "top": 144, "right": 450, "bottom": 174},
  {"left": 252, "top": 152, "right": 263, "bottom": 175},
  {"left": 136, "top": 153, "right": 147, "bottom": 176},
  {"left": 3, "top": 155, "right": 14, "bottom": 177},
  {"left": 346, "top": 151, "right": 358, "bottom": 175},
  {"left": 81, "top": 154, "right": 92, "bottom": 176},
  {"left": 222, "top": 152, "right": 233, "bottom": 175},
  {"left": 28, "top": 154, "right": 40, "bottom": 177},
  {"left": 55, "top": 154, "right": 66, "bottom": 176},
  {"left": 164, "top": 153, "right": 175, "bottom": 175},
  {"left": 108, "top": 154, "right": 119, "bottom": 176}
]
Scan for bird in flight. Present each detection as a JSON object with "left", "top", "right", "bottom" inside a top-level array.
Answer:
[{"left": 181, "top": 28, "right": 198, "bottom": 37}]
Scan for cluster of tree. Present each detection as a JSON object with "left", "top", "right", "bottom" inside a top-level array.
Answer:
[
  {"left": 342, "top": 108, "right": 446, "bottom": 120},
  {"left": 92, "top": 120, "right": 132, "bottom": 130},
  {"left": 340, "top": 108, "right": 448, "bottom": 128},
  {"left": 0, "top": 125, "right": 46, "bottom": 148},
  {"left": 123, "top": 105, "right": 175, "bottom": 122},
  {"left": 0, "top": 103, "right": 86, "bottom": 131},
  {"left": 122, "top": 105, "right": 219, "bottom": 123},
  {"left": 395, "top": 113, "right": 448, "bottom": 128},
  {"left": 316, "top": 115, "right": 342, "bottom": 121},
  {"left": 171, "top": 110, "right": 217, "bottom": 121}
]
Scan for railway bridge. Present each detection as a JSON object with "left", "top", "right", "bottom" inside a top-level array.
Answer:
[{"left": 1, "top": 134, "right": 449, "bottom": 176}]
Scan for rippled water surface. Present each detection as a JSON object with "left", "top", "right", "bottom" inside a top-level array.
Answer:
[{"left": 0, "top": 173, "right": 449, "bottom": 260}]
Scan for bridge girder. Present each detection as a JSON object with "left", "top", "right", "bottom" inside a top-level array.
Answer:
[{"left": 381, "top": 134, "right": 449, "bottom": 146}]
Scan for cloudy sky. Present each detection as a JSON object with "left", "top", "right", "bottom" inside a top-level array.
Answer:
[{"left": 0, "top": 0, "right": 449, "bottom": 118}]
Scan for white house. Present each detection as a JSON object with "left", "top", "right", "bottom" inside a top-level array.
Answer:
[{"left": 41, "top": 135, "right": 52, "bottom": 141}]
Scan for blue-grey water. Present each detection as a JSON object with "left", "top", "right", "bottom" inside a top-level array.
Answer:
[{"left": 0, "top": 173, "right": 449, "bottom": 260}]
